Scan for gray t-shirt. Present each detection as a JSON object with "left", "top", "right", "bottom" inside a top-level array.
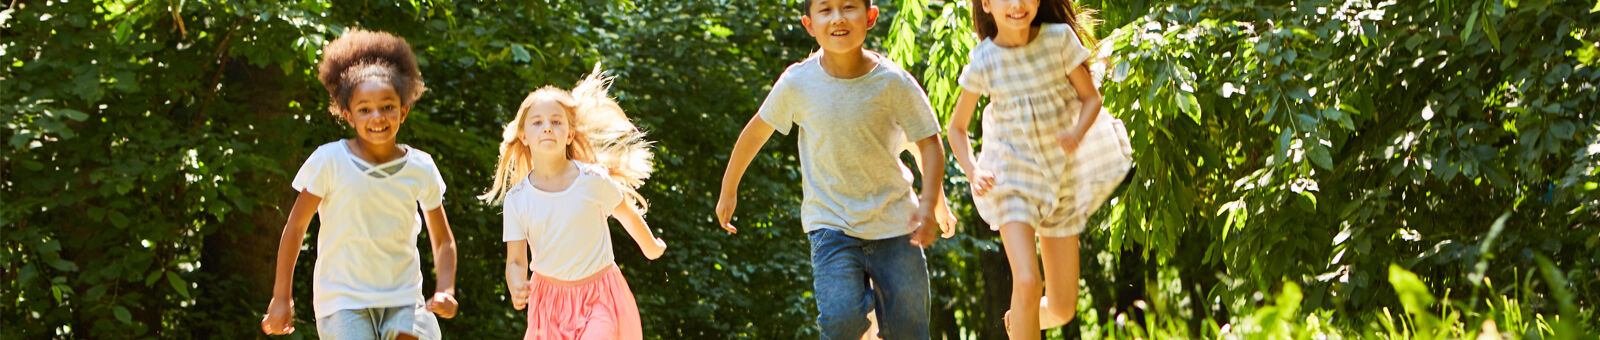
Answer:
[{"left": 758, "top": 52, "right": 941, "bottom": 240}]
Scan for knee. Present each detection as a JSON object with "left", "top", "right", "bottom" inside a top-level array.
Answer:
[
  {"left": 1011, "top": 271, "right": 1043, "bottom": 296},
  {"left": 816, "top": 311, "right": 870, "bottom": 339},
  {"left": 1046, "top": 297, "right": 1077, "bottom": 322}
]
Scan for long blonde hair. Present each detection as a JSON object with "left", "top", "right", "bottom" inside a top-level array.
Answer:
[{"left": 479, "top": 63, "right": 654, "bottom": 214}]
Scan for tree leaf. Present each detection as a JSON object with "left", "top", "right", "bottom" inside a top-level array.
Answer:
[
  {"left": 167, "top": 272, "right": 191, "bottom": 299},
  {"left": 510, "top": 44, "right": 531, "bottom": 63},
  {"left": 113, "top": 306, "right": 133, "bottom": 325},
  {"left": 1307, "top": 143, "right": 1334, "bottom": 170},
  {"left": 1177, "top": 92, "right": 1201, "bottom": 123}
]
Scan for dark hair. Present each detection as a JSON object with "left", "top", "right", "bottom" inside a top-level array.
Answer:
[
  {"left": 316, "top": 29, "right": 426, "bottom": 119},
  {"left": 969, "top": 0, "right": 1093, "bottom": 43},
  {"left": 801, "top": 0, "right": 875, "bottom": 15}
]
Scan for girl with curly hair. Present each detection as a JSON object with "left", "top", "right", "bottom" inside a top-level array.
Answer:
[{"left": 261, "top": 29, "right": 459, "bottom": 340}]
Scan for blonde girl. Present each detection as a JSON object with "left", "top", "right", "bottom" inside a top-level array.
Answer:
[
  {"left": 945, "top": 0, "right": 1133, "bottom": 338},
  {"left": 480, "top": 64, "right": 666, "bottom": 340}
]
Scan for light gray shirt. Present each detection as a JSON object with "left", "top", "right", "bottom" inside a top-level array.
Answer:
[{"left": 758, "top": 52, "right": 941, "bottom": 240}]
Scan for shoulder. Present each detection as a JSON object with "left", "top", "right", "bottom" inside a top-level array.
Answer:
[
  {"left": 1044, "top": 23, "right": 1076, "bottom": 36},
  {"left": 310, "top": 140, "right": 346, "bottom": 156},
  {"left": 869, "top": 53, "right": 924, "bottom": 90},
  {"left": 574, "top": 162, "right": 625, "bottom": 198},
  {"left": 503, "top": 177, "right": 531, "bottom": 207},
  {"left": 303, "top": 140, "right": 347, "bottom": 164},
  {"left": 402, "top": 146, "right": 441, "bottom": 169},
  {"left": 775, "top": 56, "right": 822, "bottom": 86},
  {"left": 968, "top": 38, "right": 997, "bottom": 60},
  {"left": 1044, "top": 23, "right": 1083, "bottom": 45}
]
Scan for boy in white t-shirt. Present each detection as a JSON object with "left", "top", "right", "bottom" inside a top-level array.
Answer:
[{"left": 261, "top": 29, "right": 459, "bottom": 340}]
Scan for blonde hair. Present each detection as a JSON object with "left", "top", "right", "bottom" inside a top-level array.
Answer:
[{"left": 479, "top": 63, "right": 654, "bottom": 214}]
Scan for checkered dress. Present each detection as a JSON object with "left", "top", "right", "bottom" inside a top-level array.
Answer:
[{"left": 958, "top": 23, "right": 1133, "bottom": 237}]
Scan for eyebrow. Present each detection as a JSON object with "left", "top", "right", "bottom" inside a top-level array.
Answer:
[{"left": 350, "top": 95, "right": 400, "bottom": 106}]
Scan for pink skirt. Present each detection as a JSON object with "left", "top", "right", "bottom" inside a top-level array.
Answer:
[{"left": 524, "top": 265, "right": 643, "bottom": 340}]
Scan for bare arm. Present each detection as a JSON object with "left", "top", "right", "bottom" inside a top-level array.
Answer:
[
  {"left": 906, "top": 134, "right": 947, "bottom": 247},
  {"left": 945, "top": 89, "right": 984, "bottom": 176},
  {"left": 261, "top": 190, "right": 321, "bottom": 335},
  {"left": 905, "top": 139, "right": 958, "bottom": 239},
  {"left": 613, "top": 203, "right": 666, "bottom": 260},
  {"left": 1059, "top": 65, "right": 1103, "bottom": 152},
  {"left": 714, "top": 116, "right": 777, "bottom": 234},
  {"left": 422, "top": 206, "right": 459, "bottom": 318},
  {"left": 422, "top": 207, "right": 457, "bottom": 296},
  {"left": 505, "top": 240, "right": 530, "bottom": 310}
]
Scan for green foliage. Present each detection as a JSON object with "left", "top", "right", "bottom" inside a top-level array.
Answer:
[{"left": 3, "top": 0, "right": 1596, "bottom": 338}]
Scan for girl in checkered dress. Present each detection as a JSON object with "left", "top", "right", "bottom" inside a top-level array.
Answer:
[{"left": 945, "top": 0, "right": 1132, "bottom": 337}]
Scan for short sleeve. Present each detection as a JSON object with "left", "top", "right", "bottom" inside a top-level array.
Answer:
[
  {"left": 502, "top": 198, "right": 527, "bottom": 242},
  {"left": 415, "top": 154, "right": 447, "bottom": 211},
  {"left": 957, "top": 60, "right": 991, "bottom": 95},
  {"left": 594, "top": 175, "right": 626, "bottom": 212},
  {"left": 894, "top": 73, "right": 942, "bottom": 142},
  {"left": 1057, "top": 24, "right": 1092, "bottom": 70},
  {"left": 757, "top": 71, "right": 797, "bottom": 135},
  {"left": 290, "top": 147, "right": 335, "bottom": 197}
]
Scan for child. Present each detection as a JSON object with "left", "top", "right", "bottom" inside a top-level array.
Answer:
[
  {"left": 713, "top": 0, "right": 955, "bottom": 338},
  {"left": 480, "top": 64, "right": 667, "bottom": 340},
  {"left": 945, "top": 0, "right": 1132, "bottom": 338},
  {"left": 261, "top": 29, "right": 459, "bottom": 340}
]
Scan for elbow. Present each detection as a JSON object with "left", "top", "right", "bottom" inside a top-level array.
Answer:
[{"left": 1082, "top": 93, "right": 1103, "bottom": 110}]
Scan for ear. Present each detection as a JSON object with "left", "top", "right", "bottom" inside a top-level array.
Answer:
[
  {"left": 397, "top": 105, "right": 410, "bottom": 123},
  {"left": 979, "top": 0, "right": 991, "bottom": 14},
  {"left": 867, "top": 5, "right": 880, "bottom": 28},
  {"left": 801, "top": 14, "right": 813, "bottom": 33}
]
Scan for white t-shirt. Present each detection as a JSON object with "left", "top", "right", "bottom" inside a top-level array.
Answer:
[
  {"left": 291, "top": 140, "right": 446, "bottom": 318},
  {"left": 502, "top": 161, "right": 626, "bottom": 281},
  {"left": 757, "top": 52, "right": 942, "bottom": 240}
]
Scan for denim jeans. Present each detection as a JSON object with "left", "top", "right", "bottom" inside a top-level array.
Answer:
[
  {"left": 316, "top": 303, "right": 440, "bottom": 340},
  {"left": 808, "top": 228, "right": 930, "bottom": 340}
]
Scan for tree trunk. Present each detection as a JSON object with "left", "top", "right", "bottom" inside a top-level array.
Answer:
[{"left": 192, "top": 59, "right": 304, "bottom": 339}]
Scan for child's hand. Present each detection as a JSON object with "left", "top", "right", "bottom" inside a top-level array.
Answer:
[
  {"left": 908, "top": 206, "right": 940, "bottom": 247},
  {"left": 714, "top": 194, "right": 739, "bottom": 234},
  {"left": 969, "top": 167, "right": 997, "bottom": 197},
  {"left": 260, "top": 296, "right": 295, "bottom": 335},
  {"left": 936, "top": 199, "right": 959, "bottom": 239},
  {"left": 427, "top": 292, "right": 458, "bottom": 318},
  {"left": 509, "top": 279, "right": 530, "bottom": 310},
  {"left": 1056, "top": 129, "right": 1083, "bottom": 154},
  {"left": 643, "top": 237, "right": 667, "bottom": 260}
]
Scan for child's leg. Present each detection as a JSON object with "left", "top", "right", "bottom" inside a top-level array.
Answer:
[
  {"left": 863, "top": 234, "right": 930, "bottom": 339},
  {"left": 809, "top": 229, "right": 874, "bottom": 340},
  {"left": 999, "top": 222, "right": 1043, "bottom": 340},
  {"left": 1038, "top": 235, "right": 1081, "bottom": 329}
]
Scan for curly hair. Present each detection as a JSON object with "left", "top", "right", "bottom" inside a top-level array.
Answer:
[
  {"left": 480, "top": 63, "right": 654, "bottom": 214},
  {"left": 316, "top": 29, "right": 426, "bottom": 119}
]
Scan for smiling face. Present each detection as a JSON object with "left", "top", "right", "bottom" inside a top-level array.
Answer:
[
  {"left": 982, "top": 0, "right": 1041, "bottom": 33},
  {"left": 801, "top": 0, "right": 879, "bottom": 55},
  {"left": 517, "top": 98, "right": 575, "bottom": 158},
  {"left": 342, "top": 80, "right": 409, "bottom": 146}
]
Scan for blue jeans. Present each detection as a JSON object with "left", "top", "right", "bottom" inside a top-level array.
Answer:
[
  {"left": 808, "top": 229, "right": 930, "bottom": 340},
  {"left": 316, "top": 303, "right": 440, "bottom": 340}
]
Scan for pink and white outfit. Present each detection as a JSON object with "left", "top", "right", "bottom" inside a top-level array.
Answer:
[{"left": 502, "top": 161, "right": 642, "bottom": 340}]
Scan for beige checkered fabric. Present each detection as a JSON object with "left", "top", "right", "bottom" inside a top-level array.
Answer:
[{"left": 959, "top": 23, "right": 1133, "bottom": 237}]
